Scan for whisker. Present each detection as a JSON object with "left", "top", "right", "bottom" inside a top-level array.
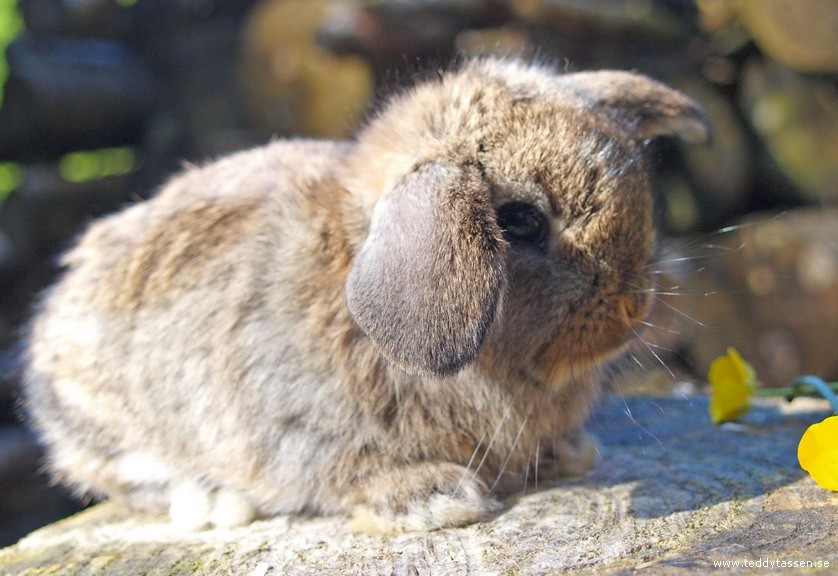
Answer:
[
  {"left": 641, "top": 340, "right": 674, "bottom": 352},
  {"left": 633, "top": 285, "right": 721, "bottom": 298},
  {"left": 717, "top": 211, "right": 787, "bottom": 233},
  {"left": 463, "top": 405, "right": 511, "bottom": 488},
  {"left": 628, "top": 352, "right": 645, "bottom": 370},
  {"left": 522, "top": 446, "right": 532, "bottom": 495},
  {"left": 649, "top": 244, "right": 744, "bottom": 267},
  {"left": 635, "top": 319, "right": 681, "bottom": 336},
  {"left": 618, "top": 390, "right": 664, "bottom": 451},
  {"left": 629, "top": 287, "right": 703, "bottom": 297},
  {"left": 649, "top": 294, "right": 712, "bottom": 328},
  {"left": 458, "top": 431, "right": 488, "bottom": 492},
  {"left": 490, "top": 415, "right": 529, "bottom": 494},
  {"left": 621, "top": 273, "right": 716, "bottom": 299},
  {"left": 629, "top": 325, "right": 675, "bottom": 378},
  {"left": 652, "top": 212, "right": 778, "bottom": 261}
]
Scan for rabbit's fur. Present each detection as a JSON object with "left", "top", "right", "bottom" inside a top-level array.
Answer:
[{"left": 24, "top": 58, "right": 708, "bottom": 533}]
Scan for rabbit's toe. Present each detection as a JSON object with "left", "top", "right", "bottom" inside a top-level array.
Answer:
[
  {"left": 169, "top": 479, "right": 213, "bottom": 530},
  {"left": 169, "top": 480, "right": 255, "bottom": 530},
  {"left": 209, "top": 487, "right": 256, "bottom": 528},
  {"left": 349, "top": 462, "right": 500, "bottom": 534}
]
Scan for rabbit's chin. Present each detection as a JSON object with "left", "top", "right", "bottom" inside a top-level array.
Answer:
[{"left": 534, "top": 337, "right": 634, "bottom": 390}]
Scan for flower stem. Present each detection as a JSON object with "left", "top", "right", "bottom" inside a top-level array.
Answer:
[
  {"left": 753, "top": 377, "right": 838, "bottom": 413},
  {"left": 793, "top": 376, "right": 838, "bottom": 414}
]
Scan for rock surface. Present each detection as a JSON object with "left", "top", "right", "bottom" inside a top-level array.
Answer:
[
  {"left": 1, "top": 395, "right": 834, "bottom": 575},
  {"left": 671, "top": 208, "right": 838, "bottom": 387},
  {"left": 697, "top": 0, "right": 838, "bottom": 73},
  {"left": 241, "top": 0, "right": 373, "bottom": 138},
  {"left": 739, "top": 59, "right": 838, "bottom": 203}
]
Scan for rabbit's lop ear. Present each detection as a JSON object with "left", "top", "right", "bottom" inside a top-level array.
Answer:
[
  {"left": 346, "top": 162, "right": 507, "bottom": 376},
  {"left": 563, "top": 71, "right": 711, "bottom": 143}
]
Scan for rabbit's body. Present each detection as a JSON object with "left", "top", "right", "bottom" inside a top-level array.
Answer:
[{"left": 24, "top": 58, "right": 707, "bottom": 532}]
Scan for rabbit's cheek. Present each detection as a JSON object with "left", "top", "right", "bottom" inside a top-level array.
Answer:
[{"left": 529, "top": 288, "right": 647, "bottom": 386}]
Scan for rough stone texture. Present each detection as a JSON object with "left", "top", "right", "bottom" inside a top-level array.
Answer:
[
  {"left": 664, "top": 76, "right": 752, "bottom": 232},
  {"left": 735, "top": 0, "right": 838, "bottom": 73},
  {"left": 1, "top": 395, "right": 834, "bottom": 575},
  {"left": 241, "top": 0, "right": 373, "bottom": 138},
  {"left": 696, "top": 0, "right": 838, "bottom": 72},
  {"left": 671, "top": 208, "right": 838, "bottom": 387},
  {"left": 739, "top": 59, "right": 838, "bottom": 203}
]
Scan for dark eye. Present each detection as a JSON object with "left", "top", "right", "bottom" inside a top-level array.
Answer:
[{"left": 496, "top": 202, "right": 548, "bottom": 246}]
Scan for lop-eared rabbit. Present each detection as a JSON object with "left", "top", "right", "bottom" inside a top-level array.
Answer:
[{"left": 25, "top": 58, "right": 708, "bottom": 533}]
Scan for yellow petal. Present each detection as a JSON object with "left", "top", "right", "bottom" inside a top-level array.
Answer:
[
  {"left": 798, "top": 416, "right": 838, "bottom": 491},
  {"left": 708, "top": 348, "right": 756, "bottom": 424}
]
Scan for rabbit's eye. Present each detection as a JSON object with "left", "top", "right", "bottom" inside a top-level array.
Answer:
[{"left": 497, "top": 202, "right": 548, "bottom": 247}]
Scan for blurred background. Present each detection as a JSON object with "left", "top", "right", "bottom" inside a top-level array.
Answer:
[{"left": 0, "top": 0, "right": 835, "bottom": 547}]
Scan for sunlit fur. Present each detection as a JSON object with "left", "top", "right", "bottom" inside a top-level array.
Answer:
[{"left": 24, "top": 58, "right": 708, "bottom": 533}]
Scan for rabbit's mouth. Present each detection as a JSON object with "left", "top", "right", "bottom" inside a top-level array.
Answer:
[{"left": 531, "top": 289, "right": 655, "bottom": 388}]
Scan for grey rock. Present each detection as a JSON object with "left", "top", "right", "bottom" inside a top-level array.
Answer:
[{"left": 0, "top": 395, "right": 834, "bottom": 574}]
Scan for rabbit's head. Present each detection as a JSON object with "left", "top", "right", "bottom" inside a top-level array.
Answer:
[{"left": 344, "top": 58, "right": 708, "bottom": 382}]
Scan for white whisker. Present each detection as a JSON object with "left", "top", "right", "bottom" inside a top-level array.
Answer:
[
  {"left": 490, "top": 415, "right": 529, "bottom": 493},
  {"left": 458, "top": 432, "right": 488, "bottom": 492},
  {"left": 650, "top": 248, "right": 740, "bottom": 267},
  {"left": 635, "top": 320, "right": 681, "bottom": 336},
  {"left": 522, "top": 447, "right": 532, "bottom": 494},
  {"left": 464, "top": 407, "right": 510, "bottom": 488},
  {"left": 619, "top": 392, "right": 664, "bottom": 450},
  {"left": 629, "top": 353, "right": 645, "bottom": 369},
  {"left": 629, "top": 325, "right": 675, "bottom": 378},
  {"left": 650, "top": 294, "right": 712, "bottom": 328}
]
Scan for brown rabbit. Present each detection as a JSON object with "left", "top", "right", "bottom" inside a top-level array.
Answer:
[{"left": 24, "top": 57, "right": 708, "bottom": 533}]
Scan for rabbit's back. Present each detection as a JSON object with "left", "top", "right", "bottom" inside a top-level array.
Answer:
[{"left": 24, "top": 139, "right": 362, "bottom": 515}]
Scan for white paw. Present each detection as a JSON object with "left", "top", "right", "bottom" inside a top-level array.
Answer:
[
  {"left": 351, "top": 475, "right": 500, "bottom": 534},
  {"left": 169, "top": 479, "right": 213, "bottom": 531},
  {"left": 417, "top": 489, "right": 497, "bottom": 530},
  {"left": 169, "top": 480, "right": 256, "bottom": 530},
  {"left": 210, "top": 487, "right": 257, "bottom": 529}
]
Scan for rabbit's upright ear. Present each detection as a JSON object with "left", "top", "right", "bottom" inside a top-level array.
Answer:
[
  {"left": 562, "top": 71, "right": 711, "bottom": 143},
  {"left": 346, "top": 161, "right": 506, "bottom": 376}
]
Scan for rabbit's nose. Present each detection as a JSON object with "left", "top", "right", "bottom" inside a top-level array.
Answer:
[{"left": 619, "top": 292, "right": 651, "bottom": 326}]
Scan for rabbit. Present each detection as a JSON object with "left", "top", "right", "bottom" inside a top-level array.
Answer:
[{"left": 23, "top": 57, "right": 709, "bottom": 534}]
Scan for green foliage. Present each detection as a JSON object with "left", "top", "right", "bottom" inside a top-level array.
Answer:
[
  {"left": 0, "top": 0, "right": 22, "bottom": 107},
  {"left": 58, "top": 147, "right": 138, "bottom": 183},
  {"left": 0, "top": 161, "right": 22, "bottom": 203}
]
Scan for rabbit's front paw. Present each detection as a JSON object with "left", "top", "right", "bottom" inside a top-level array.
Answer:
[
  {"left": 349, "top": 462, "right": 501, "bottom": 534},
  {"left": 532, "top": 429, "right": 599, "bottom": 482},
  {"left": 169, "top": 480, "right": 256, "bottom": 530}
]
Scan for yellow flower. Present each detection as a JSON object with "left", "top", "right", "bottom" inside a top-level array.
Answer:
[
  {"left": 798, "top": 415, "right": 838, "bottom": 491},
  {"left": 708, "top": 347, "right": 756, "bottom": 424}
]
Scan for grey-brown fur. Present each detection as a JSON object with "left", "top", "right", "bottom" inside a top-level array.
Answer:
[{"left": 24, "top": 58, "right": 708, "bottom": 532}]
